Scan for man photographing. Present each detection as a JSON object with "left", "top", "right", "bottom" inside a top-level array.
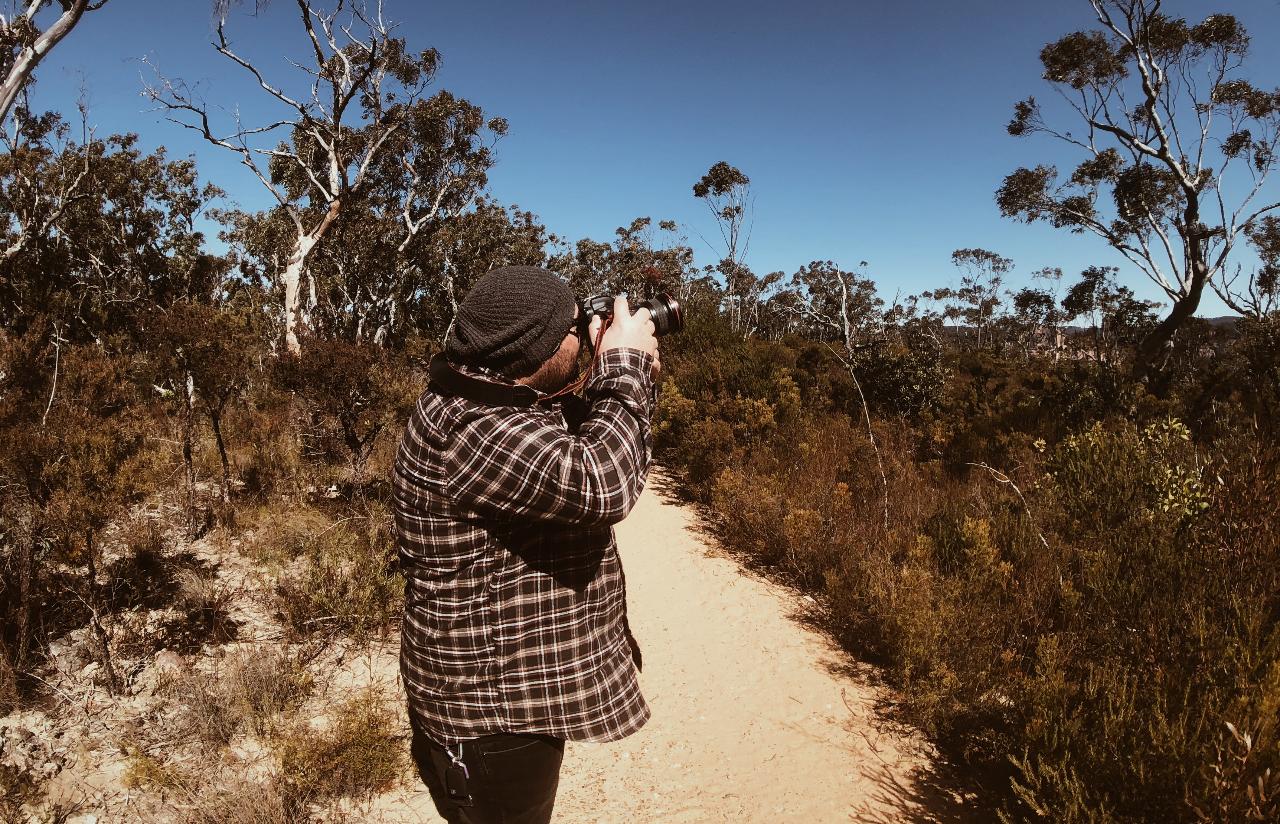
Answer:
[{"left": 392, "top": 265, "right": 660, "bottom": 823}]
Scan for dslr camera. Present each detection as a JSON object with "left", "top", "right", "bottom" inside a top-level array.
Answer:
[{"left": 578, "top": 292, "right": 685, "bottom": 342}]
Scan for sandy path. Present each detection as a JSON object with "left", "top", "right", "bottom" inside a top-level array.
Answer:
[{"left": 374, "top": 475, "right": 951, "bottom": 823}]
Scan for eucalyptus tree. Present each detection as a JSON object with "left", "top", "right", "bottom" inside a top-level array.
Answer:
[
  {"left": 1006, "top": 267, "right": 1068, "bottom": 359},
  {"left": 1061, "top": 264, "right": 1160, "bottom": 362},
  {"left": 402, "top": 198, "right": 550, "bottom": 345},
  {"left": 549, "top": 216, "right": 695, "bottom": 306},
  {"left": 216, "top": 85, "right": 508, "bottom": 349},
  {"left": 149, "top": 0, "right": 502, "bottom": 353},
  {"left": 693, "top": 161, "right": 771, "bottom": 337},
  {"left": 785, "top": 260, "right": 890, "bottom": 527},
  {"left": 1234, "top": 216, "right": 1279, "bottom": 317},
  {"left": 997, "top": 0, "right": 1280, "bottom": 376},
  {"left": 0, "top": 0, "right": 108, "bottom": 126},
  {"left": 0, "top": 109, "right": 225, "bottom": 341},
  {"left": 923, "top": 248, "right": 1013, "bottom": 350}
]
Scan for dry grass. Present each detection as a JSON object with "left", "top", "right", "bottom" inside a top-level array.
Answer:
[
  {"left": 273, "top": 690, "right": 403, "bottom": 805},
  {"left": 122, "top": 746, "right": 187, "bottom": 791},
  {"left": 177, "top": 775, "right": 311, "bottom": 824},
  {"left": 161, "top": 644, "right": 314, "bottom": 748},
  {"left": 268, "top": 501, "right": 402, "bottom": 643}
]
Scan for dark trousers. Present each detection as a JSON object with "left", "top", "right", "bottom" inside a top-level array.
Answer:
[{"left": 410, "top": 722, "right": 566, "bottom": 824}]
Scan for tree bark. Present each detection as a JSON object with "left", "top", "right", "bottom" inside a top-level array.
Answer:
[
  {"left": 0, "top": 1, "right": 96, "bottom": 126},
  {"left": 210, "top": 407, "right": 232, "bottom": 505},
  {"left": 12, "top": 532, "right": 35, "bottom": 675},
  {"left": 1134, "top": 260, "right": 1208, "bottom": 381},
  {"left": 181, "top": 370, "right": 197, "bottom": 537},
  {"left": 84, "top": 531, "right": 119, "bottom": 697},
  {"left": 281, "top": 199, "right": 342, "bottom": 355}
]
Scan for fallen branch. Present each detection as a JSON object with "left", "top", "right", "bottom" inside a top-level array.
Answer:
[{"left": 966, "top": 461, "right": 1051, "bottom": 552}]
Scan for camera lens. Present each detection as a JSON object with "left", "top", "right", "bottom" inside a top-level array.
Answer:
[
  {"left": 642, "top": 293, "right": 684, "bottom": 336},
  {"left": 578, "top": 292, "right": 684, "bottom": 341}
]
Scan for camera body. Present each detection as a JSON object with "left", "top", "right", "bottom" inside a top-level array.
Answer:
[{"left": 578, "top": 292, "right": 684, "bottom": 341}]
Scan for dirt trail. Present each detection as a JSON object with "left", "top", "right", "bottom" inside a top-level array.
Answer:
[{"left": 376, "top": 475, "right": 960, "bottom": 823}]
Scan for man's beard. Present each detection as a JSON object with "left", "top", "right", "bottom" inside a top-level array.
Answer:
[{"left": 522, "top": 346, "right": 580, "bottom": 393}]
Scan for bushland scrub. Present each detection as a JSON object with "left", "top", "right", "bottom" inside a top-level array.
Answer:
[
  {"left": 1, "top": 312, "right": 420, "bottom": 821},
  {"left": 654, "top": 299, "right": 1280, "bottom": 822},
  {"left": 4, "top": 2, "right": 1280, "bottom": 821}
]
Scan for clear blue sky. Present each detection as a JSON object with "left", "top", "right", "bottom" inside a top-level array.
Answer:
[{"left": 27, "top": 0, "right": 1280, "bottom": 314}]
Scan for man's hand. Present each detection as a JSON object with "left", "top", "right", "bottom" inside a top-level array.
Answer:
[{"left": 598, "top": 295, "right": 658, "bottom": 361}]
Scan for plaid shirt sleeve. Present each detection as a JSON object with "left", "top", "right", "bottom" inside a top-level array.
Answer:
[{"left": 444, "top": 347, "right": 656, "bottom": 525}]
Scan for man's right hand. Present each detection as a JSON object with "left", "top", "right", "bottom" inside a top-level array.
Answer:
[{"left": 598, "top": 295, "right": 658, "bottom": 361}]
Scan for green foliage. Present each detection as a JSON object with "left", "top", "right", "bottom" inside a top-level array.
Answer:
[
  {"left": 0, "top": 112, "right": 227, "bottom": 344},
  {"left": 548, "top": 216, "right": 693, "bottom": 301},
  {"left": 999, "top": 3, "right": 1280, "bottom": 372},
  {"left": 274, "top": 335, "right": 416, "bottom": 482}
]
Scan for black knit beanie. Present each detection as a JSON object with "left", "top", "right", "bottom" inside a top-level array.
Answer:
[{"left": 445, "top": 266, "right": 577, "bottom": 378}]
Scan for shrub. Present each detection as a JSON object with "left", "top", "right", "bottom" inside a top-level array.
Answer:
[
  {"left": 178, "top": 775, "right": 309, "bottom": 824},
  {"left": 663, "top": 318, "right": 1280, "bottom": 821},
  {"left": 123, "top": 746, "right": 186, "bottom": 790},
  {"left": 0, "top": 651, "right": 16, "bottom": 716},
  {"left": 173, "top": 568, "right": 237, "bottom": 642},
  {"left": 273, "top": 336, "right": 417, "bottom": 484},
  {"left": 274, "top": 690, "right": 403, "bottom": 804},
  {"left": 163, "top": 645, "right": 313, "bottom": 747},
  {"left": 270, "top": 501, "right": 402, "bottom": 642},
  {"left": 231, "top": 384, "right": 309, "bottom": 499}
]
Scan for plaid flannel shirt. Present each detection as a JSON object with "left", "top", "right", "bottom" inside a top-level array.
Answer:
[{"left": 392, "top": 347, "right": 655, "bottom": 746}]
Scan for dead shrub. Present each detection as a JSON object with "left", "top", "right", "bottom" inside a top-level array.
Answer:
[
  {"left": 178, "top": 775, "right": 309, "bottom": 824},
  {"left": 0, "top": 761, "right": 41, "bottom": 823},
  {"left": 163, "top": 645, "right": 313, "bottom": 747},
  {"left": 273, "top": 337, "right": 416, "bottom": 485},
  {"left": 122, "top": 746, "right": 186, "bottom": 790},
  {"left": 172, "top": 568, "right": 238, "bottom": 641},
  {"left": 0, "top": 648, "right": 16, "bottom": 716}
]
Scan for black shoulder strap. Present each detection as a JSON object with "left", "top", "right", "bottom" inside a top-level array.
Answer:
[{"left": 428, "top": 354, "right": 540, "bottom": 407}]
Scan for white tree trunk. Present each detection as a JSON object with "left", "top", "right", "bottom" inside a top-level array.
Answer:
[
  {"left": 281, "top": 237, "right": 314, "bottom": 356},
  {"left": 281, "top": 200, "right": 341, "bottom": 354},
  {"left": 0, "top": 1, "right": 95, "bottom": 126}
]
